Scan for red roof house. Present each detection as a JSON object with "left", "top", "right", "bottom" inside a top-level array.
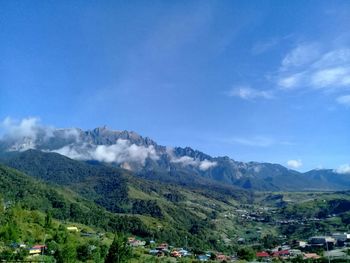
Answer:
[{"left": 256, "top": 251, "right": 270, "bottom": 258}]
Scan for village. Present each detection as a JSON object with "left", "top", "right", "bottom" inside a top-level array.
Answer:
[
  {"left": 128, "top": 232, "right": 350, "bottom": 262},
  {"left": 5, "top": 222, "right": 350, "bottom": 262},
  {"left": 3, "top": 201, "right": 349, "bottom": 263}
]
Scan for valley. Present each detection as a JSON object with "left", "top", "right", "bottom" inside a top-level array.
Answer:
[{"left": 0, "top": 128, "right": 350, "bottom": 262}]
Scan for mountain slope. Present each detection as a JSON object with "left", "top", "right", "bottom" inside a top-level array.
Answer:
[
  {"left": 0, "top": 157, "right": 248, "bottom": 251},
  {"left": 1, "top": 126, "right": 350, "bottom": 191},
  {"left": 0, "top": 164, "right": 150, "bottom": 237}
]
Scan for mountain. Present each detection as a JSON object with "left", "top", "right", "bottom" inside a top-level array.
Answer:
[
  {"left": 1, "top": 136, "right": 350, "bottom": 253},
  {"left": 1, "top": 126, "right": 350, "bottom": 191}
]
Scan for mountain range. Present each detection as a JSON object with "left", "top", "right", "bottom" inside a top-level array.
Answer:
[{"left": 1, "top": 126, "right": 350, "bottom": 191}]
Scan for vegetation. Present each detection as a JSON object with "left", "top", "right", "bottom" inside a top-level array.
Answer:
[
  {"left": 2, "top": 150, "right": 350, "bottom": 261},
  {"left": 105, "top": 234, "right": 131, "bottom": 263}
]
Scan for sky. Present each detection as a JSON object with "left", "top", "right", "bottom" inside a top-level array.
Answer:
[{"left": 1, "top": 0, "right": 350, "bottom": 172}]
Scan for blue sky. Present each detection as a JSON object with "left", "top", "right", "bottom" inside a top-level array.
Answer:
[{"left": 1, "top": 0, "right": 350, "bottom": 171}]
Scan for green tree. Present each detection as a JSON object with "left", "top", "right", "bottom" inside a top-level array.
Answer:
[
  {"left": 0, "top": 222, "right": 19, "bottom": 242},
  {"left": 262, "top": 234, "right": 280, "bottom": 249},
  {"left": 105, "top": 234, "right": 131, "bottom": 263},
  {"left": 237, "top": 247, "right": 255, "bottom": 261},
  {"left": 45, "top": 211, "right": 53, "bottom": 228},
  {"left": 55, "top": 242, "right": 77, "bottom": 263}
]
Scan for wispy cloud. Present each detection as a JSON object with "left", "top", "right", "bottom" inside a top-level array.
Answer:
[
  {"left": 221, "top": 135, "right": 293, "bottom": 148},
  {"left": 277, "top": 45, "right": 350, "bottom": 93},
  {"left": 286, "top": 159, "right": 303, "bottom": 169},
  {"left": 227, "top": 86, "right": 273, "bottom": 100},
  {"left": 251, "top": 38, "right": 280, "bottom": 55},
  {"left": 280, "top": 43, "right": 321, "bottom": 70},
  {"left": 277, "top": 72, "right": 304, "bottom": 89},
  {"left": 226, "top": 136, "right": 274, "bottom": 147},
  {"left": 336, "top": 95, "right": 350, "bottom": 106},
  {"left": 311, "top": 66, "right": 350, "bottom": 89},
  {"left": 251, "top": 35, "right": 293, "bottom": 55}
]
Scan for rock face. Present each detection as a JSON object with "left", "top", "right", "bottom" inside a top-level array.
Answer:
[{"left": 1, "top": 126, "right": 350, "bottom": 191}]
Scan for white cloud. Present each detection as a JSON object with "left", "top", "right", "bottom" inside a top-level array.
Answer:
[
  {"left": 167, "top": 148, "right": 217, "bottom": 171},
  {"left": 53, "top": 139, "right": 159, "bottom": 165},
  {"left": 1, "top": 117, "right": 160, "bottom": 165},
  {"left": 336, "top": 94, "right": 350, "bottom": 106},
  {"left": 311, "top": 66, "right": 350, "bottom": 88},
  {"left": 278, "top": 73, "right": 304, "bottom": 89},
  {"left": 287, "top": 159, "right": 303, "bottom": 169},
  {"left": 228, "top": 86, "right": 273, "bottom": 100},
  {"left": 334, "top": 164, "right": 350, "bottom": 174},
  {"left": 0, "top": 117, "right": 54, "bottom": 150},
  {"left": 171, "top": 155, "right": 198, "bottom": 166},
  {"left": 53, "top": 145, "right": 87, "bottom": 160},
  {"left": 199, "top": 159, "right": 217, "bottom": 170},
  {"left": 1, "top": 117, "right": 42, "bottom": 140}
]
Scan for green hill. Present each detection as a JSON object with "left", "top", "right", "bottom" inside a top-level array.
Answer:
[{"left": 0, "top": 152, "right": 244, "bottom": 252}]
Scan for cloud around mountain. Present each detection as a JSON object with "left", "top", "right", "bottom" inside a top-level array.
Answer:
[
  {"left": 287, "top": 159, "right": 303, "bottom": 169},
  {"left": 167, "top": 147, "right": 217, "bottom": 171},
  {"left": 53, "top": 140, "right": 159, "bottom": 165},
  {"left": 334, "top": 164, "right": 350, "bottom": 174},
  {"left": 1, "top": 117, "right": 159, "bottom": 165},
  {"left": 0, "top": 117, "right": 216, "bottom": 170}
]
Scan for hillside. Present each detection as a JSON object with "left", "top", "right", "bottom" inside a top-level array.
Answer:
[
  {"left": 0, "top": 156, "right": 247, "bottom": 252},
  {"left": 0, "top": 164, "right": 150, "bottom": 237}
]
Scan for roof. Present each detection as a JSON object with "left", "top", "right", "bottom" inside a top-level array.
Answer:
[
  {"left": 32, "top": 245, "right": 47, "bottom": 249},
  {"left": 272, "top": 250, "right": 289, "bottom": 257},
  {"left": 256, "top": 251, "right": 270, "bottom": 257},
  {"left": 304, "top": 253, "right": 321, "bottom": 259}
]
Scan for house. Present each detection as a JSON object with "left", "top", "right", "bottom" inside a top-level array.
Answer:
[
  {"left": 216, "top": 254, "right": 228, "bottom": 261},
  {"left": 179, "top": 249, "right": 190, "bottom": 257},
  {"left": 170, "top": 250, "right": 182, "bottom": 257},
  {"left": 256, "top": 251, "right": 270, "bottom": 258},
  {"left": 197, "top": 254, "right": 209, "bottom": 261},
  {"left": 149, "top": 249, "right": 159, "bottom": 255},
  {"left": 129, "top": 239, "right": 146, "bottom": 247},
  {"left": 293, "top": 240, "right": 307, "bottom": 248},
  {"left": 272, "top": 250, "right": 290, "bottom": 258},
  {"left": 289, "top": 249, "right": 302, "bottom": 257},
  {"left": 29, "top": 245, "right": 46, "bottom": 255},
  {"left": 29, "top": 248, "right": 41, "bottom": 255},
  {"left": 332, "top": 233, "right": 350, "bottom": 246},
  {"left": 303, "top": 253, "right": 321, "bottom": 259},
  {"left": 81, "top": 232, "right": 95, "bottom": 237},
  {"left": 156, "top": 243, "right": 168, "bottom": 250},
  {"left": 67, "top": 226, "right": 79, "bottom": 232},
  {"left": 324, "top": 249, "right": 347, "bottom": 258},
  {"left": 309, "top": 236, "right": 336, "bottom": 248}
]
